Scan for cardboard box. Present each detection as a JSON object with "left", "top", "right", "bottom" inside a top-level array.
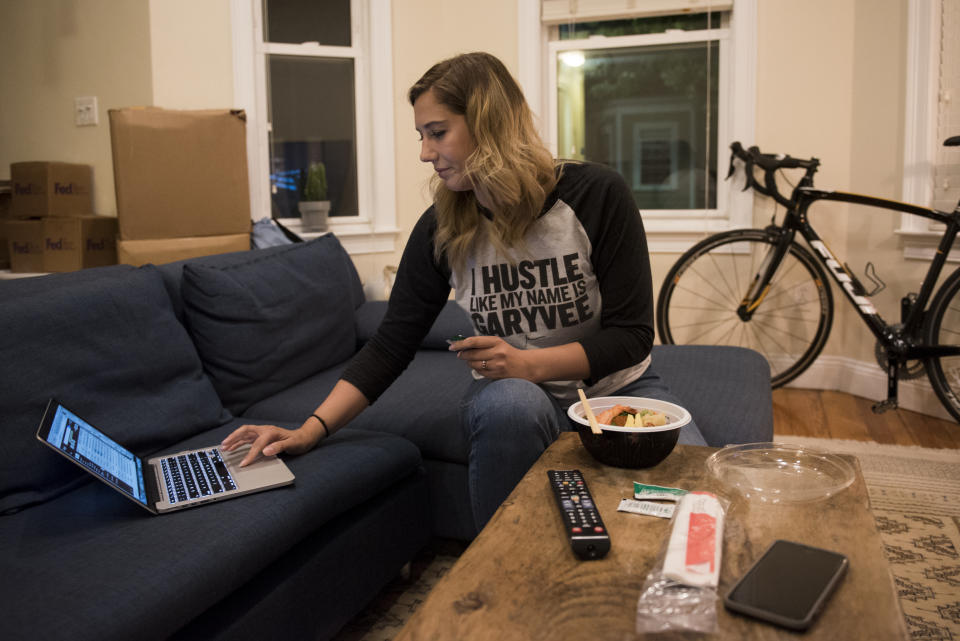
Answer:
[
  {"left": 42, "top": 216, "right": 118, "bottom": 272},
  {"left": 109, "top": 108, "right": 252, "bottom": 241},
  {"left": 117, "top": 233, "right": 250, "bottom": 266},
  {"left": 0, "top": 180, "right": 11, "bottom": 218},
  {"left": 11, "top": 162, "right": 94, "bottom": 217},
  {"left": 4, "top": 219, "right": 45, "bottom": 273},
  {"left": 0, "top": 184, "right": 9, "bottom": 268}
]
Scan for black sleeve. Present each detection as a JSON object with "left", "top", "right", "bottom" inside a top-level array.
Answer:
[
  {"left": 573, "top": 165, "right": 655, "bottom": 383},
  {"left": 341, "top": 208, "right": 452, "bottom": 403}
]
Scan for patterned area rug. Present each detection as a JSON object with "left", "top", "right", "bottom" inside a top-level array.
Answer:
[
  {"left": 775, "top": 436, "right": 960, "bottom": 641},
  {"left": 332, "top": 438, "right": 960, "bottom": 641}
]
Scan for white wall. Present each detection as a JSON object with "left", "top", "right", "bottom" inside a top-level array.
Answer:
[
  {"left": 148, "top": 0, "right": 235, "bottom": 109},
  {"left": 0, "top": 0, "right": 153, "bottom": 216}
]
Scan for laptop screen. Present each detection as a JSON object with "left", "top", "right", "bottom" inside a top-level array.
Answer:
[{"left": 43, "top": 403, "right": 148, "bottom": 506}]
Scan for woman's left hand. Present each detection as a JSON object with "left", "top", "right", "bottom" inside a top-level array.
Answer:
[
  {"left": 448, "top": 335, "right": 592, "bottom": 384},
  {"left": 449, "top": 335, "right": 532, "bottom": 380}
]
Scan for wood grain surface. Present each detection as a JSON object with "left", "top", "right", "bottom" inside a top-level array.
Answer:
[{"left": 395, "top": 434, "right": 907, "bottom": 640}]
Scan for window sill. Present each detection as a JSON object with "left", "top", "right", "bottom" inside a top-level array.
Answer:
[
  {"left": 895, "top": 227, "right": 960, "bottom": 262},
  {"left": 645, "top": 214, "right": 747, "bottom": 253},
  {"left": 278, "top": 218, "right": 401, "bottom": 255}
]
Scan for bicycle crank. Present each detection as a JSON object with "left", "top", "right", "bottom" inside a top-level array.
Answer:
[{"left": 874, "top": 325, "right": 925, "bottom": 380}]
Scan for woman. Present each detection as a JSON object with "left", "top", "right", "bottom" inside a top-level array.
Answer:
[{"left": 222, "top": 52, "right": 704, "bottom": 530}]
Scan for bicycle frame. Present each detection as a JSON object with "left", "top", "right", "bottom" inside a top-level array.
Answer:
[{"left": 741, "top": 188, "right": 960, "bottom": 363}]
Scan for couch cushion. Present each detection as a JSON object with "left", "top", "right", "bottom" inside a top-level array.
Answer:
[
  {"left": 356, "top": 299, "right": 474, "bottom": 350},
  {"left": 243, "top": 350, "right": 473, "bottom": 465},
  {"left": 180, "top": 235, "right": 364, "bottom": 414},
  {"left": 650, "top": 344, "right": 773, "bottom": 446},
  {"left": 0, "top": 421, "right": 427, "bottom": 641},
  {"left": 0, "top": 265, "right": 228, "bottom": 514}
]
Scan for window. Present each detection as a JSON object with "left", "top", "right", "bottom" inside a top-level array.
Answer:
[
  {"left": 231, "top": 0, "right": 398, "bottom": 253},
  {"left": 519, "top": 0, "right": 757, "bottom": 252},
  {"left": 900, "top": 0, "right": 960, "bottom": 261}
]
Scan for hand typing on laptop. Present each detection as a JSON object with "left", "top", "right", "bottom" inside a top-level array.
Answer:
[
  {"left": 221, "top": 380, "right": 371, "bottom": 467},
  {"left": 221, "top": 423, "right": 321, "bottom": 467}
]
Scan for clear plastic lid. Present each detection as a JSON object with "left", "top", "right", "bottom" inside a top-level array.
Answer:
[{"left": 705, "top": 442, "right": 856, "bottom": 504}]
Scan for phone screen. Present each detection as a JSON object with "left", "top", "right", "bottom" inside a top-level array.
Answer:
[{"left": 724, "top": 540, "right": 848, "bottom": 629}]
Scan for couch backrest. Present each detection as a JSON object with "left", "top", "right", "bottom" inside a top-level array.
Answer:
[
  {"left": 0, "top": 265, "right": 229, "bottom": 514},
  {"left": 174, "top": 234, "right": 366, "bottom": 415}
]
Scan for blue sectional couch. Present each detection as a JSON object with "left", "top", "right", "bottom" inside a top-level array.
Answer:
[{"left": 0, "top": 234, "right": 773, "bottom": 641}]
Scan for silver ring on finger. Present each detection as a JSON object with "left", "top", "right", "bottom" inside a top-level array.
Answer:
[{"left": 481, "top": 360, "right": 487, "bottom": 370}]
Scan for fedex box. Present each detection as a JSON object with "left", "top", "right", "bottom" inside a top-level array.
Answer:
[
  {"left": 109, "top": 108, "right": 252, "bottom": 241},
  {"left": 0, "top": 187, "right": 9, "bottom": 268},
  {"left": 4, "top": 219, "right": 45, "bottom": 273},
  {"left": 43, "top": 216, "right": 118, "bottom": 272},
  {"left": 11, "top": 162, "right": 94, "bottom": 217}
]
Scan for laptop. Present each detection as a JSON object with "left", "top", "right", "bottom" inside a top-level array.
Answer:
[{"left": 36, "top": 398, "right": 295, "bottom": 514}]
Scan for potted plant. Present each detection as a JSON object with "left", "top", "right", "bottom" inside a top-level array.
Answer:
[{"left": 298, "top": 161, "right": 331, "bottom": 231}]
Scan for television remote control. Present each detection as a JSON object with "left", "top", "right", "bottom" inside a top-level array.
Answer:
[{"left": 548, "top": 469, "right": 610, "bottom": 560}]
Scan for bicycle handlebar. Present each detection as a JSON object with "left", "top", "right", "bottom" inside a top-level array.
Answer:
[{"left": 728, "top": 141, "right": 820, "bottom": 208}]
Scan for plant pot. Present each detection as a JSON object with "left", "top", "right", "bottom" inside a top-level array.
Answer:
[{"left": 298, "top": 200, "right": 331, "bottom": 232}]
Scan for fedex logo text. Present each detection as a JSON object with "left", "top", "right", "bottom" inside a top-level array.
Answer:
[
  {"left": 13, "top": 183, "right": 42, "bottom": 195},
  {"left": 809, "top": 240, "right": 877, "bottom": 314},
  {"left": 11, "top": 242, "right": 38, "bottom": 254},
  {"left": 45, "top": 238, "right": 76, "bottom": 251}
]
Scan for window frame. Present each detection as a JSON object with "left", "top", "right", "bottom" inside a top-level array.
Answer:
[
  {"left": 898, "top": 0, "right": 958, "bottom": 262},
  {"left": 230, "top": 0, "right": 398, "bottom": 254},
  {"left": 518, "top": 0, "right": 757, "bottom": 253}
]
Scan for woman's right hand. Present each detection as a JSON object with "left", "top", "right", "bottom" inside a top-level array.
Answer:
[{"left": 221, "top": 423, "right": 322, "bottom": 467}]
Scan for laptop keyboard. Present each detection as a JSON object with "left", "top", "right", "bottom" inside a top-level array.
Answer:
[{"left": 160, "top": 449, "right": 237, "bottom": 504}]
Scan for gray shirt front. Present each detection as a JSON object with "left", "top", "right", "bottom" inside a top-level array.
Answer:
[
  {"left": 343, "top": 161, "right": 655, "bottom": 406},
  {"left": 450, "top": 194, "right": 649, "bottom": 403}
]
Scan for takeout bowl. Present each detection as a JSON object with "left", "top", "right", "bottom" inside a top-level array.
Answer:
[{"left": 567, "top": 396, "right": 691, "bottom": 469}]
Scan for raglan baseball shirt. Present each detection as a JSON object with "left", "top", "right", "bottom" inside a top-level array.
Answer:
[{"left": 342, "top": 161, "right": 654, "bottom": 405}]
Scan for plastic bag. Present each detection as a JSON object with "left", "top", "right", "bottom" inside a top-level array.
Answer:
[
  {"left": 251, "top": 217, "right": 300, "bottom": 249},
  {"left": 635, "top": 491, "right": 727, "bottom": 634}
]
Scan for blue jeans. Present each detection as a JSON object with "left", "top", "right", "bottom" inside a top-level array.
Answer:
[{"left": 459, "top": 367, "right": 705, "bottom": 531}]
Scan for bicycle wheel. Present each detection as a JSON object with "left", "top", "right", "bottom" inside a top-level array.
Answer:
[
  {"left": 922, "top": 267, "right": 960, "bottom": 422},
  {"left": 657, "top": 229, "right": 834, "bottom": 387}
]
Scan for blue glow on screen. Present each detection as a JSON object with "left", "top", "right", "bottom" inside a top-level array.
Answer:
[{"left": 46, "top": 405, "right": 147, "bottom": 505}]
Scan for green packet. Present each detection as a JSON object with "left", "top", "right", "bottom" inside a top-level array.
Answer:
[{"left": 633, "top": 482, "right": 688, "bottom": 502}]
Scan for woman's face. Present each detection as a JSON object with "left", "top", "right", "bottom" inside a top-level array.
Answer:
[{"left": 413, "top": 89, "right": 476, "bottom": 192}]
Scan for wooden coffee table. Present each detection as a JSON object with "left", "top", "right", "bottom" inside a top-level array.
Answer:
[{"left": 394, "top": 433, "right": 906, "bottom": 640}]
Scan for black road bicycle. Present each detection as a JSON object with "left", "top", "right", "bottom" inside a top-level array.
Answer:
[{"left": 656, "top": 137, "right": 960, "bottom": 422}]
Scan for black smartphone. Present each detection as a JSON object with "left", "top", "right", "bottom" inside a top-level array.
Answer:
[{"left": 723, "top": 539, "right": 848, "bottom": 630}]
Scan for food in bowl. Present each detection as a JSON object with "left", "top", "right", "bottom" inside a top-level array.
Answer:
[
  {"left": 594, "top": 405, "right": 668, "bottom": 427},
  {"left": 567, "top": 397, "right": 691, "bottom": 469}
]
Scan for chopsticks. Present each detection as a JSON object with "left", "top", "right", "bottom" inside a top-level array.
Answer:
[{"left": 578, "top": 388, "right": 603, "bottom": 435}]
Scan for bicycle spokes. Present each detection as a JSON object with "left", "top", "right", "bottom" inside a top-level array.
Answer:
[{"left": 657, "top": 230, "right": 832, "bottom": 388}]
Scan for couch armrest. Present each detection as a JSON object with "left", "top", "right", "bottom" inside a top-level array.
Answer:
[
  {"left": 651, "top": 344, "right": 773, "bottom": 447},
  {"left": 355, "top": 300, "right": 473, "bottom": 350}
]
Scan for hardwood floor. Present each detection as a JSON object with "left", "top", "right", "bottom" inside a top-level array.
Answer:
[{"left": 772, "top": 388, "right": 960, "bottom": 449}]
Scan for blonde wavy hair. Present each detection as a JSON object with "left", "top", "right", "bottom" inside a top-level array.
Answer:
[{"left": 408, "top": 52, "right": 559, "bottom": 269}]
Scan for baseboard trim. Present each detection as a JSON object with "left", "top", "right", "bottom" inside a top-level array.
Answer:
[{"left": 786, "top": 355, "right": 954, "bottom": 421}]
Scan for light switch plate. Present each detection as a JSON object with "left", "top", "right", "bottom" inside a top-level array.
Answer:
[{"left": 74, "top": 96, "right": 98, "bottom": 126}]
